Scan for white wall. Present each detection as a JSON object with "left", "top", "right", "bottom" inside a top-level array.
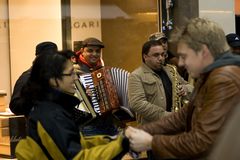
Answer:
[
  {"left": 0, "top": 0, "right": 10, "bottom": 104},
  {"left": 199, "top": 0, "right": 235, "bottom": 34},
  {"left": 71, "top": 0, "right": 102, "bottom": 46},
  {"left": 7, "top": 0, "right": 63, "bottom": 104}
]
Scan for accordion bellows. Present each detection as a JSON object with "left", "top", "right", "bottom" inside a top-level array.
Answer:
[{"left": 75, "top": 67, "right": 133, "bottom": 121}]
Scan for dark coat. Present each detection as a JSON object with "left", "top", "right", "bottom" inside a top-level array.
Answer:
[
  {"left": 9, "top": 68, "right": 32, "bottom": 116},
  {"left": 28, "top": 89, "right": 81, "bottom": 158},
  {"left": 24, "top": 88, "right": 126, "bottom": 160}
]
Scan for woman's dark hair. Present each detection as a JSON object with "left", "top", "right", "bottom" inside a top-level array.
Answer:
[
  {"left": 58, "top": 49, "right": 76, "bottom": 59},
  {"left": 21, "top": 51, "right": 70, "bottom": 103},
  {"left": 142, "top": 40, "right": 162, "bottom": 62}
]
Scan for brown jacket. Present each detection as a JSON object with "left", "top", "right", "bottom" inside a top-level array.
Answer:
[
  {"left": 141, "top": 53, "right": 240, "bottom": 159},
  {"left": 128, "top": 63, "right": 193, "bottom": 125}
]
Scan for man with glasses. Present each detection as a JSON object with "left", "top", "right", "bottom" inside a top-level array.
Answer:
[
  {"left": 149, "top": 32, "right": 177, "bottom": 65},
  {"left": 127, "top": 40, "right": 192, "bottom": 126},
  {"left": 149, "top": 32, "right": 189, "bottom": 81}
]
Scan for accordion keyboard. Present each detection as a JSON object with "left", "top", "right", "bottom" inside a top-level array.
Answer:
[{"left": 79, "top": 74, "right": 101, "bottom": 114}]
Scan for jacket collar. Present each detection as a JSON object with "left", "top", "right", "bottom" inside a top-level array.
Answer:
[
  {"left": 202, "top": 51, "right": 240, "bottom": 74},
  {"left": 44, "top": 88, "right": 80, "bottom": 112},
  {"left": 141, "top": 63, "right": 156, "bottom": 74},
  {"left": 141, "top": 63, "right": 173, "bottom": 78}
]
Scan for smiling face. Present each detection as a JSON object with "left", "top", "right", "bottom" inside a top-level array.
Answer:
[
  {"left": 144, "top": 45, "right": 167, "bottom": 71},
  {"left": 82, "top": 46, "right": 102, "bottom": 66},
  {"left": 51, "top": 60, "right": 77, "bottom": 95}
]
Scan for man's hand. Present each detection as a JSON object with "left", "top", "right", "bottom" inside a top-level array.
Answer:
[
  {"left": 125, "top": 127, "right": 153, "bottom": 152},
  {"left": 85, "top": 85, "right": 92, "bottom": 97},
  {"left": 177, "top": 84, "right": 188, "bottom": 96}
]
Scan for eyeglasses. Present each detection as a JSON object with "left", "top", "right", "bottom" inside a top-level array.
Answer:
[{"left": 147, "top": 52, "right": 168, "bottom": 58}]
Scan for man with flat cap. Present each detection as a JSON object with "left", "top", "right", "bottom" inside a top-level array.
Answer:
[
  {"left": 75, "top": 37, "right": 105, "bottom": 74},
  {"left": 9, "top": 41, "right": 58, "bottom": 116},
  {"left": 74, "top": 37, "right": 119, "bottom": 137}
]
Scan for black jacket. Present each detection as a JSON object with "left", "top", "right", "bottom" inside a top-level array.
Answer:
[
  {"left": 9, "top": 68, "right": 32, "bottom": 116},
  {"left": 28, "top": 88, "right": 81, "bottom": 158},
  {"left": 26, "top": 88, "right": 127, "bottom": 159}
]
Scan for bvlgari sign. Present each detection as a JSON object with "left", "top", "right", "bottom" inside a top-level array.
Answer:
[{"left": 72, "top": 19, "right": 100, "bottom": 29}]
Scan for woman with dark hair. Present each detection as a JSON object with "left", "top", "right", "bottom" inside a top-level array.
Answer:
[{"left": 15, "top": 51, "right": 127, "bottom": 160}]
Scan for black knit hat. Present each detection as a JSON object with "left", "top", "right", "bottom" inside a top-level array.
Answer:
[
  {"left": 35, "top": 41, "right": 58, "bottom": 56},
  {"left": 226, "top": 33, "right": 240, "bottom": 48}
]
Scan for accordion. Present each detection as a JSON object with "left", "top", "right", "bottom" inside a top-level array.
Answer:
[{"left": 74, "top": 67, "right": 134, "bottom": 123}]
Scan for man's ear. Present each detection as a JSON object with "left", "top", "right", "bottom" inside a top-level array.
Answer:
[
  {"left": 49, "top": 78, "right": 58, "bottom": 87},
  {"left": 201, "top": 44, "right": 211, "bottom": 58},
  {"left": 80, "top": 48, "right": 84, "bottom": 54},
  {"left": 201, "top": 44, "right": 214, "bottom": 63},
  {"left": 143, "top": 54, "right": 148, "bottom": 61}
]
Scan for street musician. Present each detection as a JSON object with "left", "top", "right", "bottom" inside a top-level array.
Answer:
[{"left": 73, "top": 37, "right": 118, "bottom": 136}]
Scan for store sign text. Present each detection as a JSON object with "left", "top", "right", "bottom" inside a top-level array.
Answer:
[{"left": 72, "top": 20, "right": 100, "bottom": 29}]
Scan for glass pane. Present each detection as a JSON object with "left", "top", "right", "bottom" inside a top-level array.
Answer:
[
  {"left": 0, "top": 0, "right": 10, "bottom": 102},
  {"left": 70, "top": 0, "right": 158, "bottom": 71},
  {"left": 101, "top": 0, "right": 158, "bottom": 71}
]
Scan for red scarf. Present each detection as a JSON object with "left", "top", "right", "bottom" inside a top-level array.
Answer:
[{"left": 79, "top": 54, "right": 102, "bottom": 69}]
